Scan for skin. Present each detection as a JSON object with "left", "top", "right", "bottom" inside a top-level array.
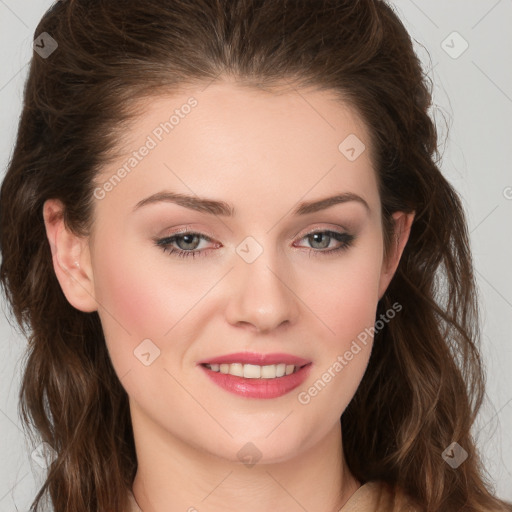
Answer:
[{"left": 43, "top": 77, "right": 414, "bottom": 512}]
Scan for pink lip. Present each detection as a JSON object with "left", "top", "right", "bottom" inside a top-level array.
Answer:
[
  {"left": 199, "top": 363, "right": 313, "bottom": 399},
  {"left": 196, "top": 352, "right": 311, "bottom": 366}
]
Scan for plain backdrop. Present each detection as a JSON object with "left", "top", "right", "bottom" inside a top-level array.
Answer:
[{"left": 0, "top": 1, "right": 511, "bottom": 510}]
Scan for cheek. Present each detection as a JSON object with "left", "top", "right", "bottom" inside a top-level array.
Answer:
[
  {"left": 94, "top": 256, "right": 167, "bottom": 336},
  {"left": 90, "top": 240, "right": 184, "bottom": 373},
  {"left": 301, "top": 249, "right": 382, "bottom": 416},
  {"left": 313, "top": 241, "right": 383, "bottom": 346},
  {"left": 90, "top": 238, "right": 217, "bottom": 367}
]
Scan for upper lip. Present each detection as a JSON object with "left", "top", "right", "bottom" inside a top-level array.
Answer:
[{"left": 197, "top": 352, "right": 311, "bottom": 367}]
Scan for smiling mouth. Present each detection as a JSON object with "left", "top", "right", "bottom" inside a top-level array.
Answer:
[{"left": 201, "top": 362, "right": 309, "bottom": 379}]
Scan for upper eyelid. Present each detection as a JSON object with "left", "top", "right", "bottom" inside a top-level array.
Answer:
[{"left": 155, "top": 218, "right": 356, "bottom": 241}]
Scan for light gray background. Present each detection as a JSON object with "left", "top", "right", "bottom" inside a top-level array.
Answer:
[{"left": 0, "top": 1, "right": 511, "bottom": 510}]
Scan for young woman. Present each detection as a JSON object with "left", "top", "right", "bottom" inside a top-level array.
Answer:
[{"left": 0, "top": 1, "right": 510, "bottom": 511}]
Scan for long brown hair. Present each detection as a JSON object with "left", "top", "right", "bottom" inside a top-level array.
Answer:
[{"left": 1, "top": 1, "right": 510, "bottom": 511}]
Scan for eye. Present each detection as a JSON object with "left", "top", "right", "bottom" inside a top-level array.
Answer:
[
  {"left": 154, "top": 229, "right": 356, "bottom": 259},
  {"left": 154, "top": 232, "right": 215, "bottom": 259},
  {"left": 294, "top": 230, "right": 356, "bottom": 257}
]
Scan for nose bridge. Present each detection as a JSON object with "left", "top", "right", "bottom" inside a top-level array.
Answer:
[{"left": 225, "top": 236, "right": 299, "bottom": 332}]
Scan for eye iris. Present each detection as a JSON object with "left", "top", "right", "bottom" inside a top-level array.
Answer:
[
  {"left": 176, "top": 234, "right": 200, "bottom": 250},
  {"left": 309, "top": 232, "right": 330, "bottom": 249}
]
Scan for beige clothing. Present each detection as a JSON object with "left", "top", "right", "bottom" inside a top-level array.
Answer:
[
  {"left": 127, "top": 480, "right": 418, "bottom": 511},
  {"left": 341, "top": 480, "right": 418, "bottom": 511}
]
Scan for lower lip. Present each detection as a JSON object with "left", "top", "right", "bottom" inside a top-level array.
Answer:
[{"left": 199, "top": 363, "right": 313, "bottom": 399}]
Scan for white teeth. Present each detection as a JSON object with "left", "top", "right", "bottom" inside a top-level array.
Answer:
[
  {"left": 205, "top": 362, "right": 301, "bottom": 379},
  {"left": 230, "top": 363, "right": 244, "bottom": 377},
  {"left": 243, "top": 364, "right": 260, "bottom": 378}
]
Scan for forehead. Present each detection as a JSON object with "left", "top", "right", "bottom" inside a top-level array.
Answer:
[{"left": 93, "top": 79, "right": 379, "bottom": 221}]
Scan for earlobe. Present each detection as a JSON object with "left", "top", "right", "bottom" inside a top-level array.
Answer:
[
  {"left": 377, "top": 211, "right": 415, "bottom": 301},
  {"left": 43, "top": 199, "right": 98, "bottom": 313}
]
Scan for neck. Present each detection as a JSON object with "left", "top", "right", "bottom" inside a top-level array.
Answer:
[{"left": 130, "top": 406, "right": 360, "bottom": 512}]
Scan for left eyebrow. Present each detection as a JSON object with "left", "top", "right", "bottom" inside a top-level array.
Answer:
[{"left": 132, "top": 191, "right": 370, "bottom": 216}]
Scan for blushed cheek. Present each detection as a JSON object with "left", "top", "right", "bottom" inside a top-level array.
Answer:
[
  {"left": 321, "top": 266, "right": 379, "bottom": 412},
  {"left": 98, "top": 267, "right": 160, "bottom": 331},
  {"left": 92, "top": 247, "right": 215, "bottom": 374},
  {"left": 319, "top": 259, "right": 381, "bottom": 351},
  {"left": 91, "top": 250, "right": 180, "bottom": 371}
]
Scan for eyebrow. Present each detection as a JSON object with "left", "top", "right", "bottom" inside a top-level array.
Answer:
[{"left": 132, "top": 191, "right": 370, "bottom": 216}]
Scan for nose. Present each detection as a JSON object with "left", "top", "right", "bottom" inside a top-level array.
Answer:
[{"left": 224, "top": 249, "right": 300, "bottom": 334}]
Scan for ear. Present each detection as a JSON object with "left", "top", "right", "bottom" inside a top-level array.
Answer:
[
  {"left": 42, "top": 199, "right": 98, "bottom": 312},
  {"left": 377, "top": 211, "right": 415, "bottom": 300}
]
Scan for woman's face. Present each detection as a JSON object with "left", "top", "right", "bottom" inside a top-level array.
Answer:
[{"left": 53, "top": 79, "right": 411, "bottom": 464}]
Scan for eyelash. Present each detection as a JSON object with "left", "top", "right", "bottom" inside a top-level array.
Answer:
[{"left": 154, "top": 229, "right": 356, "bottom": 259}]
